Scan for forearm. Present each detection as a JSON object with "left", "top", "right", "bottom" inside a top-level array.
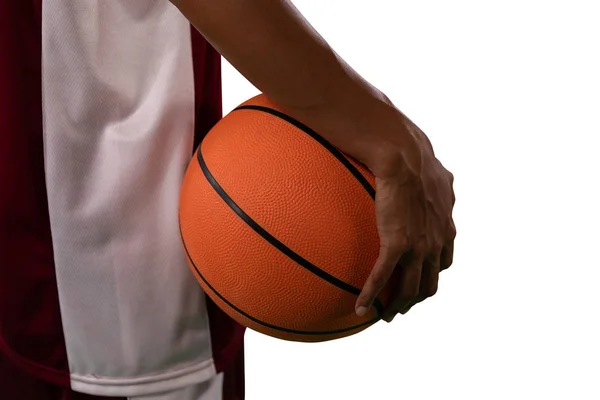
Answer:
[
  {"left": 170, "top": 0, "right": 394, "bottom": 166},
  {"left": 171, "top": 0, "right": 364, "bottom": 108}
]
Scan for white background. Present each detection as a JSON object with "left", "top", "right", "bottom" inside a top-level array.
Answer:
[{"left": 221, "top": 1, "right": 600, "bottom": 399}]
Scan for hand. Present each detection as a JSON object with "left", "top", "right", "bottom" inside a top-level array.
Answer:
[
  {"left": 354, "top": 104, "right": 456, "bottom": 322},
  {"left": 279, "top": 86, "right": 456, "bottom": 321}
]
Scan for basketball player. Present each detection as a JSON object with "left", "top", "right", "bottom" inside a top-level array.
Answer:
[{"left": 0, "top": 1, "right": 455, "bottom": 399}]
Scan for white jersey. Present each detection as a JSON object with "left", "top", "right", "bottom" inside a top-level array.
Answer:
[{"left": 0, "top": 1, "right": 245, "bottom": 399}]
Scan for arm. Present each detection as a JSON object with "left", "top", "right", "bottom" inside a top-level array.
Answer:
[
  {"left": 170, "top": 0, "right": 396, "bottom": 173},
  {"left": 170, "top": 0, "right": 456, "bottom": 318}
]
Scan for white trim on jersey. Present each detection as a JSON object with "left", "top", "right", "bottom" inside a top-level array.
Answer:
[
  {"left": 128, "top": 373, "right": 225, "bottom": 400},
  {"left": 41, "top": 1, "right": 216, "bottom": 396}
]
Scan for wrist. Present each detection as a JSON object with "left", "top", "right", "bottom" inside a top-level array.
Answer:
[
  {"left": 279, "top": 76, "right": 418, "bottom": 180},
  {"left": 284, "top": 81, "right": 391, "bottom": 156}
]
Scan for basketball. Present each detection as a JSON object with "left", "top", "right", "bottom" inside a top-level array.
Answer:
[{"left": 179, "top": 94, "right": 395, "bottom": 342}]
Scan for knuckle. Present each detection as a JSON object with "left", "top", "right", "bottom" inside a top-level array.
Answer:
[
  {"left": 424, "top": 282, "right": 438, "bottom": 297},
  {"left": 414, "top": 241, "right": 428, "bottom": 255},
  {"left": 431, "top": 243, "right": 444, "bottom": 257},
  {"left": 448, "top": 222, "right": 457, "bottom": 240},
  {"left": 387, "top": 229, "right": 411, "bottom": 249}
]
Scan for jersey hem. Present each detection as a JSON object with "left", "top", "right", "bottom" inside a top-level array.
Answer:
[
  {"left": 70, "top": 357, "right": 217, "bottom": 398},
  {"left": 1, "top": 334, "right": 218, "bottom": 397}
]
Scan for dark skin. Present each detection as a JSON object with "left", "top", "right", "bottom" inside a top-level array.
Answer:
[{"left": 170, "top": 0, "right": 456, "bottom": 321}]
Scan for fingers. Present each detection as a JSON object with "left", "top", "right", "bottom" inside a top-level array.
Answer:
[
  {"left": 441, "top": 221, "right": 456, "bottom": 271},
  {"left": 382, "top": 249, "right": 443, "bottom": 322},
  {"left": 440, "top": 242, "right": 454, "bottom": 271},
  {"left": 355, "top": 243, "right": 404, "bottom": 316},
  {"left": 419, "top": 252, "right": 441, "bottom": 298},
  {"left": 381, "top": 254, "right": 423, "bottom": 322},
  {"left": 399, "top": 253, "right": 441, "bottom": 316}
]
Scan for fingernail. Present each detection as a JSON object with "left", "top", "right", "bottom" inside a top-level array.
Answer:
[{"left": 356, "top": 306, "right": 368, "bottom": 316}]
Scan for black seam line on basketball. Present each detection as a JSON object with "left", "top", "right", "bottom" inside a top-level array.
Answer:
[
  {"left": 196, "top": 149, "right": 385, "bottom": 316},
  {"left": 232, "top": 105, "right": 375, "bottom": 200},
  {"left": 179, "top": 220, "right": 380, "bottom": 335}
]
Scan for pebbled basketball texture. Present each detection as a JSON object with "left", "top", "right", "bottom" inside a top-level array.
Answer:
[{"left": 179, "top": 94, "right": 396, "bottom": 342}]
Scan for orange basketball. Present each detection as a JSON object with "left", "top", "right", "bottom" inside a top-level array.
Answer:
[{"left": 179, "top": 94, "right": 395, "bottom": 342}]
